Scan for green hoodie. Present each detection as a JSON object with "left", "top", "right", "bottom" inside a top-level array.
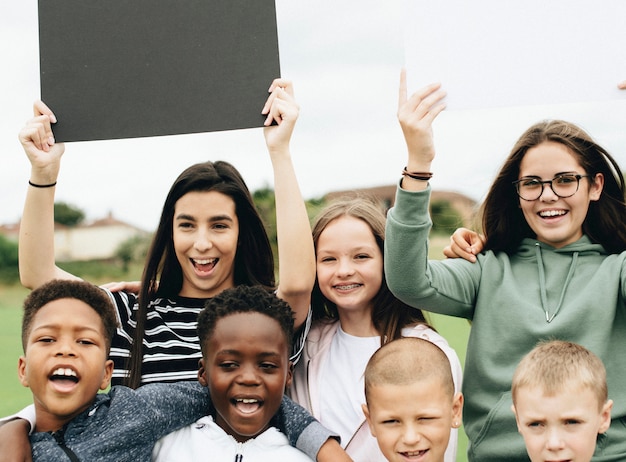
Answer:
[{"left": 385, "top": 185, "right": 626, "bottom": 462}]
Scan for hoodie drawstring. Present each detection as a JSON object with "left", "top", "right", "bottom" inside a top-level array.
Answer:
[
  {"left": 535, "top": 242, "right": 579, "bottom": 323},
  {"left": 51, "top": 428, "right": 81, "bottom": 462},
  {"left": 234, "top": 441, "right": 243, "bottom": 461}
]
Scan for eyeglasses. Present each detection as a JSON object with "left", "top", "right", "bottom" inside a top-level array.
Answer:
[{"left": 512, "top": 174, "right": 592, "bottom": 201}]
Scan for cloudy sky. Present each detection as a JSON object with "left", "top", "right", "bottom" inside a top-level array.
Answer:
[{"left": 1, "top": 1, "right": 625, "bottom": 230}]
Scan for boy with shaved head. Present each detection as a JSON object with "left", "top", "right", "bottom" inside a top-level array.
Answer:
[{"left": 362, "top": 337, "right": 463, "bottom": 462}]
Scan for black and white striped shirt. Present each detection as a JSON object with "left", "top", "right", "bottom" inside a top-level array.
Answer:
[{"left": 105, "top": 289, "right": 310, "bottom": 386}]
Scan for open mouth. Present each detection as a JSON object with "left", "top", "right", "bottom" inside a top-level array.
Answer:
[
  {"left": 231, "top": 398, "right": 263, "bottom": 414},
  {"left": 192, "top": 258, "right": 218, "bottom": 273},
  {"left": 49, "top": 367, "right": 79, "bottom": 389}
]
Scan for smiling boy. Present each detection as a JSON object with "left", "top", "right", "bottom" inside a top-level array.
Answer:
[
  {"left": 511, "top": 340, "right": 613, "bottom": 462},
  {"left": 12, "top": 279, "right": 342, "bottom": 461},
  {"left": 151, "top": 285, "right": 316, "bottom": 460},
  {"left": 362, "top": 337, "right": 463, "bottom": 462},
  {"left": 18, "top": 279, "right": 215, "bottom": 461}
]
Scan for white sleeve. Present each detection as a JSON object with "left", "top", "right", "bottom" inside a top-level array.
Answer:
[{"left": 0, "top": 405, "right": 36, "bottom": 434}]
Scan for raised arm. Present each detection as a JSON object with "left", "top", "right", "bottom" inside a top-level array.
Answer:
[
  {"left": 18, "top": 101, "right": 80, "bottom": 289},
  {"left": 262, "top": 79, "right": 315, "bottom": 329},
  {"left": 384, "top": 70, "right": 454, "bottom": 309},
  {"left": 396, "top": 69, "right": 446, "bottom": 192}
]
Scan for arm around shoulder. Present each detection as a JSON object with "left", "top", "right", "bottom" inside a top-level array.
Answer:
[{"left": 0, "top": 418, "right": 32, "bottom": 462}]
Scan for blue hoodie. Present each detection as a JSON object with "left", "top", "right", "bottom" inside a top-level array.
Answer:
[{"left": 385, "top": 185, "right": 626, "bottom": 462}]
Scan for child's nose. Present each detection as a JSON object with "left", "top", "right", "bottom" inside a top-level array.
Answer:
[
  {"left": 55, "top": 339, "right": 77, "bottom": 357},
  {"left": 545, "top": 428, "right": 565, "bottom": 451},
  {"left": 193, "top": 230, "right": 214, "bottom": 252},
  {"left": 401, "top": 424, "right": 422, "bottom": 445},
  {"left": 539, "top": 183, "right": 559, "bottom": 202},
  {"left": 236, "top": 365, "right": 261, "bottom": 386},
  {"left": 337, "top": 259, "right": 355, "bottom": 277}
]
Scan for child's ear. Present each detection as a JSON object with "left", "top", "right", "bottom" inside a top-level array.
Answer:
[
  {"left": 361, "top": 403, "right": 376, "bottom": 437},
  {"left": 17, "top": 356, "right": 29, "bottom": 388},
  {"left": 451, "top": 392, "right": 463, "bottom": 428},
  {"left": 511, "top": 404, "right": 522, "bottom": 432},
  {"left": 285, "top": 361, "right": 294, "bottom": 389},
  {"left": 197, "top": 359, "right": 208, "bottom": 387},
  {"left": 100, "top": 360, "right": 114, "bottom": 390},
  {"left": 589, "top": 172, "right": 604, "bottom": 201},
  {"left": 598, "top": 399, "right": 613, "bottom": 434}
]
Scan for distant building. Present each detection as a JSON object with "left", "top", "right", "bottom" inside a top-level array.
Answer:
[
  {"left": 324, "top": 184, "right": 478, "bottom": 228},
  {"left": 0, "top": 212, "right": 150, "bottom": 262}
]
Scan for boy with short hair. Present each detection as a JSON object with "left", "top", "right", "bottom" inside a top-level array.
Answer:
[
  {"left": 152, "top": 284, "right": 314, "bottom": 460},
  {"left": 361, "top": 337, "right": 463, "bottom": 462},
  {"left": 18, "top": 279, "right": 211, "bottom": 461},
  {"left": 511, "top": 340, "right": 613, "bottom": 462},
  {"left": 16, "top": 280, "right": 334, "bottom": 461}
]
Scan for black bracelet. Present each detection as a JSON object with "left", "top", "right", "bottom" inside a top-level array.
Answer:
[
  {"left": 402, "top": 167, "right": 433, "bottom": 181},
  {"left": 28, "top": 180, "right": 57, "bottom": 188}
]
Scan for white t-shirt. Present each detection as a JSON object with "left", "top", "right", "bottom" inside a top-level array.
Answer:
[{"left": 318, "top": 325, "right": 380, "bottom": 447}]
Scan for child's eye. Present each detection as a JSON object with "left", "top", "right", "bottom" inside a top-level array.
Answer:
[
  {"left": 37, "top": 337, "right": 55, "bottom": 343},
  {"left": 565, "top": 419, "right": 581, "bottom": 425},
  {"left": 527, "top": 421, "right": 543, "bottom": 428},
  {"left": 555, "top": 175, "right": 577, "bottom": 185},
  {"left": 355, "top": 254, "right": 371, "bottom": 260},
  {"left": 319, "top": 256, "right": 336, "bottom": 263},
  {"left": 521, "top": 178, "right": 542, "bottom": 188},
  {"left": 381, "top": 419, "right": 399, "bottom": 425},
  {"left": 260, "top": 363, "right": 278, "bottom": 370},
  {"left": 77, "top": 339, "right": 95, "bottom": 345},
  {"left": 212, "top": 222, "right": 230, "bottom": 230},
  {"left": 219, "top": 362, "right": 238, "bottom": 369},
  {"left": 177, "top": 221, "right": 195, "bottom": 229}
]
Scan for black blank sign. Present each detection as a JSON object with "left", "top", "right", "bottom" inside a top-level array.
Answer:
[{"left": 38, "top": 0, "right": 280, "bottom": 142}]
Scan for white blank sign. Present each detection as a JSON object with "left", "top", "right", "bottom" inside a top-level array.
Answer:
[{"left": 404, "top": 0, "right": 626, "bottom": 109}]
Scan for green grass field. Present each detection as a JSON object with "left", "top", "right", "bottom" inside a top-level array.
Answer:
[
  {"left": 0, "top": 238, "right": 472, "bottom": 460},
  {"left": 0, "top": 284, "right": 32, "bottom": 416}
]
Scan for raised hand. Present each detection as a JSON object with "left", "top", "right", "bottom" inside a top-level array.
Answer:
[
  {"left": 261, "top": 79, "right": 299, "bottom": 154},
  {"left": 18, "top": 101, "right": 65, "bottom": 185},
  {"left": 397, "top": 69, "right": 446, "bottom": 171}
]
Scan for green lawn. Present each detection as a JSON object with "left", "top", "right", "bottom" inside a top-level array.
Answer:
[{"left": 0, "top": 284, "right": 32, "bottom": 416}]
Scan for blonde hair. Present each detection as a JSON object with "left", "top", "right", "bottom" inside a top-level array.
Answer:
[
  {"left": 364, "top": 337, "right": 453, "bottom": 403},
  {"left": 512, "top": 340, "right": 608, "bottom": 409}
]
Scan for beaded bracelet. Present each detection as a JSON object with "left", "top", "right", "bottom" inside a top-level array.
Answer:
[{"left": 402, "top": 167, "right": 433, "bottom": 181}]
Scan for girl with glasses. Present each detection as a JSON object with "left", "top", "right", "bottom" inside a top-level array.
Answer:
[{"left": 384, "top": 70, "right": 626, "bottom": 462}]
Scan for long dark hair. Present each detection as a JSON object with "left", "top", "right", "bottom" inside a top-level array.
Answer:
[
  {"left": 480, "top": 120, "right": 626, "bottom": 254},
  {"left": 310, "top": 196, "right": 430, "bottom": 346},
  {"left": 126, "top": 160, "right": 275, "bottom": 388}
]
